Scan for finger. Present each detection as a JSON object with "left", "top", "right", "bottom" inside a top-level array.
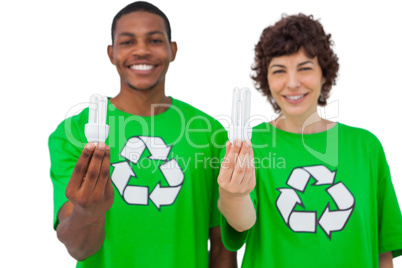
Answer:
[
  {"left": 81, "top": 142, "right": 107, "bottom": 194},
  {"left": 93, "top": 145, "right": 111, "bottom": 196},
  {"left": 231, "top": 141, "right": 252, "bottom": 184},
  {"left": 68, "top": 143, "right": 96, "bottom": 190},
  {"left": 244, "top": 142, "right": 256, "bottom": 191},
  {"left": 224, "top": 140, "right": 231, "bottom": 158},
  {"left": 240, "top": 153, "right": 254, "bottom": 189},
  {"left": 219, "top": 140, "right": 232, "bottom": 175},
  {"left": 231, "top": 139, "right": 242, "bottom": 165},
  {"left": 220, "top": 140, "right": 232, "bottom": 172},
  {"left": 105, "top": 175, "right": 115, "bottom": 201},
  {"left": 219, "top": 139, "right": 242, "bottom": 180}
]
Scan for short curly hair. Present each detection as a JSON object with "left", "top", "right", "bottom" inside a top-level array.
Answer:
[{"left": 251, "top": 14, "right": 339, "bottom": 113}]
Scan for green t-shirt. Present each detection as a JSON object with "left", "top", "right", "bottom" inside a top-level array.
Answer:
[
  {"left": 221, "top": 122, "right": 402, "bottom": 268},
  {"left": 49, "top": 97, "right": 227, "bottom": 268}
]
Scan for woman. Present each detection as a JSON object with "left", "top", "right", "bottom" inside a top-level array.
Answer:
[{"left": 217, "top": 14, "right": 402, "bottom": 268}]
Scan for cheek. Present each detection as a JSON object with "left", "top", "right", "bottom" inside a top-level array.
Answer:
[
  {"left": 302, "top": 75, "right": 322, "bottom": 92},
  {"left": 155, "top": 47, "right": 171, "bottom": 59},
  {"left": 268, "top": 77, "right": 284, "bottom": 94},
  {"left": 114, "top": 47, "right": 130, "bottom": 62}
]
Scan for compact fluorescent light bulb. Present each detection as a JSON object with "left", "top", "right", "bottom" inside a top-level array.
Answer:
[
  {"left": 85, "top": 94, "right": 109, "bottom": 145},
  {"left": 228, "top": 87, "right": 252, "bottom": 143}
]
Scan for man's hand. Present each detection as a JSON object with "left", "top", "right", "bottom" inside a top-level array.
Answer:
[
  {"left": 217, "top": 140, "right": 256, "bottom": 232},
  {"left": 57, "top": 142, "right": 114, "bottom": 261},
  {"left": 66, "top": 142, "right": 114, "bottom": 222}
]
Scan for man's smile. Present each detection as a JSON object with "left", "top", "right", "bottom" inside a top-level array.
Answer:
[{"left": 129, "top": 64, "right": 155, "bottom": 71}]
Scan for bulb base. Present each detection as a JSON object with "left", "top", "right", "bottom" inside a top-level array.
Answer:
[
  {"left": 228, "top": 126, "right": 252, "bottom": 143},
  {"left": 85, "top": 123, "right": 109, "bottom": 144}
]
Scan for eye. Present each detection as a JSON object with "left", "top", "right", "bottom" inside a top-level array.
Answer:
[
  {"left": 272, "top": 69, "right": 285, "bottom": 74},
  {"left": 299, "top": 67, "right": 312, "bottom": 71},
  {"left": 150, "top": 38, "right": 163, "bottom": 44},
  {"left": 120, "top": 40, "right": 133, "bottom": 45}
]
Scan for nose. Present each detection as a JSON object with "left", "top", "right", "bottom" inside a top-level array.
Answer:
[
  {"left": 133, "top": 40, "right": 151, "bottom": 57},
  {"left": 286, "top": 72, "right": 300, "bottom": 90}
]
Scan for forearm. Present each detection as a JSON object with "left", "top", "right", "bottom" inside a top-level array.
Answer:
[
  {"left": 218, "top": 193, "right": 256, "bottom": 232},
  {"left": 379, "top": 251, "right": 393, "bottom": 268},
  {"left": 209, "top": 226, "right": 237, "bottom": 268},
  {"left": 57, "top": 209, "right": 106, "bottom": 261},
  {"left": 209, "top": 247, "right": 237, "bottom": 268}
]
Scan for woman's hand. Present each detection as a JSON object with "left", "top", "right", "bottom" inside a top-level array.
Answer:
[
  {"left": 217, "top": 140, "right": 256, "bottom": 232},
  {"left": 218, "top": 140, "right": 255, "bottom": 199}
]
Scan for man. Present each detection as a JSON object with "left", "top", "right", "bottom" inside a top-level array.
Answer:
[{"left": 49, "top": 2, "right": 236, "bottom": 267}]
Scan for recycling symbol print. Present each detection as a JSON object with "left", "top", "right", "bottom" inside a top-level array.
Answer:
[
  {"left": 275, "top": 165, "right": 355, "bottom": 239},
  {"left": 111, "top": 136, "right": 184, "bottom": 210}
]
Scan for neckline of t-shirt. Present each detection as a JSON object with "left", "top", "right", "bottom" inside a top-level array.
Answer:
[
  {"left": 107, "top": 96, "right": 178, "bottom": 120},
  {"left": 266, "top": 121, "right": 341, "bottom": 138}
]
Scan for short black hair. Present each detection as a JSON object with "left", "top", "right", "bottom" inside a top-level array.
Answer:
[{"left": 111, "top": 1, "right": 172, "bottom": 44}]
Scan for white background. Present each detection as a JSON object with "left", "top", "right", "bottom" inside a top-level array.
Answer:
[{"left": 1, "top": 0, "right": 401, "bottom": 267}]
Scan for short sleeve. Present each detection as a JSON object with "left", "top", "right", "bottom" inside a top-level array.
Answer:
[
  {"left": 48, "top": 117, "right": 86, "bottom": 229},
  {"left": 376, "top": 141, "right": 402, "bottom": 257}
]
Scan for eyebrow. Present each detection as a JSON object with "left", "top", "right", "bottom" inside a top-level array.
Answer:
[
  {"left": 269, "top": 60, "right": 315, "bottom": 70},
  {"left": 117, "top": 31, "right": 165, "bottom": 38},
  {"left": 298, "top": 60, "right": 315, "bottom": 67}
]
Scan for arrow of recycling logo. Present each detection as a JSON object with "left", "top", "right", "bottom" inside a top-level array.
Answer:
[
  {"left": 111, "top": 136, "right": 184, "bottom": 210},
  {"left": 275, "top": 165, "right": 355, "bottom": 239}
]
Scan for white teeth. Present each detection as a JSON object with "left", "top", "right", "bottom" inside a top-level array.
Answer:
[
  {"left": 130, "top": 64, "right": 153, "bottom": 71},
  {"left": 286, "top": 94, "right": 305, "bottom": 100}
]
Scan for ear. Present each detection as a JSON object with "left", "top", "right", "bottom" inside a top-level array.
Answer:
[
  {"left": 107, "top": 45, "right": 115, "bottom": 65},
  {"left": 170, "top": 41, "right": 178, "bottom": 62}
]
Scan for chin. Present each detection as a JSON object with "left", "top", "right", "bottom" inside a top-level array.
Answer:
[
  {"left": 128, "top": 83, "right": 158, "bottom": 92},
  {"left": 282, "top": 108, "right": 311, "bottom": 118}
]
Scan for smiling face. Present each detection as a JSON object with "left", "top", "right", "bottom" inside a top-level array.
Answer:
[
  {"left": 107, "top": 11, "right": 177, "bottom": 93},
  {"left": 267, "top": 49, "right": 325, "bottom": 120}
]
